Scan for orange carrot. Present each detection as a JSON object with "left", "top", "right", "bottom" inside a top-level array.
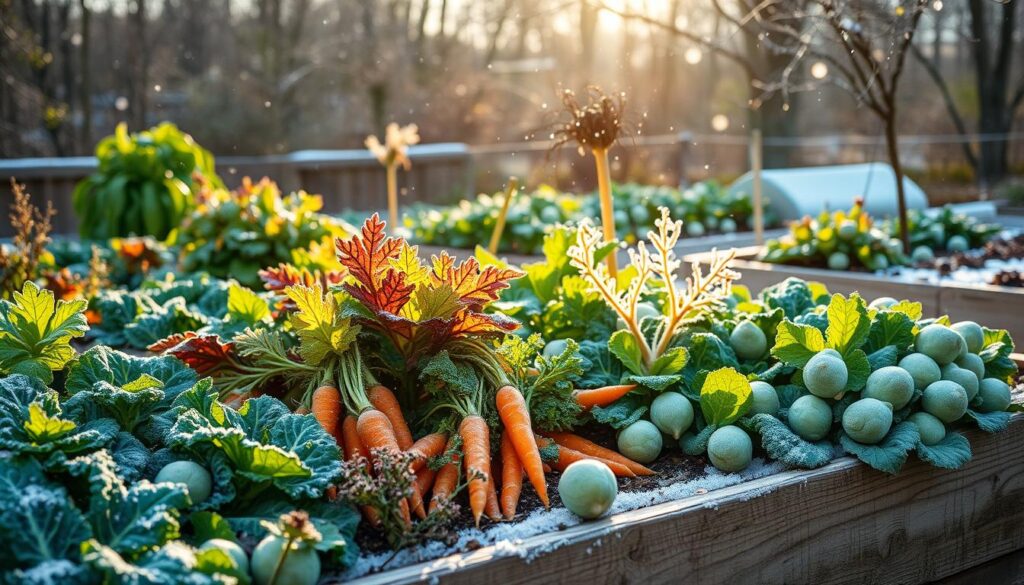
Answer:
[
  {"left": 430, "top": 439, "right": 461, "bottom": 513},
  {"left": 409, "top": 479, "right": 427, "bottom": 520},
  {"left": 573, "top": 384, "right": 637, "bottom": 409},
  {"left": 495, "top": 385, "right": 549, "bottom": 509},
  {"left": 534, "top": 434, "right": 635, "bottom": 478},
  {"left": 545, "top": 432, "right": 655, "bottom": 476},
  {"left": 459, "top": 414, "right": 492, "bottom": 527},
  {"left": 485, "top": 473, "right": 501, "bottom": 521},
  {"left": 357, "top": 409, "right": 411, "bottom": 526},
  {"left": 342, "top": 415, "right": 379, "bottom": 527},
  {"left": 367, "top": 385, "right": 414, "bottom": 450},
  {"left": 409, "top": 433, "right": 448, "bottom": 473},
  {"left": 500, "top": 432, "right": 523, "bottom": 520},
  {"left": 311, "top": 385, "right": 343, "bottom": 448},
  {"left": 416, "top": 467, "right": 437, "bottom": 502}
]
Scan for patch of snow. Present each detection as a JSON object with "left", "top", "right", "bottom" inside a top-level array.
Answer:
[{"left": 342, "top": 458, "right": 787, "bottom": 579}]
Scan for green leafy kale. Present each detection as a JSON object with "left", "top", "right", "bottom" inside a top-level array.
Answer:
[{"left": 0, "top": 281, "right": 88, "bottom": 383}]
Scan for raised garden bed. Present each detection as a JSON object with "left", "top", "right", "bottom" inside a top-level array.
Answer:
[
  {"left": 685, "top": 246, "right": 1024, "bottom": 344},
  {"left": 350, "top": 412, "right": 1024, "bottom": 585}
]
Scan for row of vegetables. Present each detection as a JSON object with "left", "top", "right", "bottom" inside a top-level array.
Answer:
[{"left": 1, "top": 199, "right": 1019, "bottom": 583}]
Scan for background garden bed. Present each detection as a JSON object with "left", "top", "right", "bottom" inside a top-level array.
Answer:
[
  {"left": 685, "top": 247, "right": 1024, "bottom": 344},
  {"left": 349, "top": 414, "right": 1024, "bottom": 585}
]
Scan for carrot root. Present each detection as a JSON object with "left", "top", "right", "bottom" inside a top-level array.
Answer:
[
  {"left": 496, "top": 385, "right": 549, "bottom": 509},
  {"left": 573, "top": 384, "right": 638, "bottom": 409}
]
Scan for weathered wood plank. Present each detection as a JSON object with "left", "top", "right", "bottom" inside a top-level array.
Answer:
[{"left": 350, "top": 416, "right": 1024, "bottom": 585}]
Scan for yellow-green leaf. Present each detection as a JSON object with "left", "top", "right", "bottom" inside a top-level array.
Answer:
[
  {"left": 24, "top": 402, "right": 76, "bottom": 442},
  {"left": 699, "top": 367, "right": 752, "bottom": 426},
  {"left": 825, "top": 293, "right": 870, "bottom": 355},
  {"left": 285, "top": 284, "right": 359, "bottom": 365}
]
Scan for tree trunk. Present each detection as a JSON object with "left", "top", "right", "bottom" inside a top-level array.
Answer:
[
  {"left": 78, "top": 0, "right": 92, "bottom": 152},
  {"left": 884, "top": 115, "right": 911, "bottom": 254}
]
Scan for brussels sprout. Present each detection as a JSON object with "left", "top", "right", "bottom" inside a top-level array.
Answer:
[
  {"left": 252, "top": 535, "right": 320, "bottom": 585},
  {"left": 614, "top": 210, "right": 629, "bottom": 225},
  {"left": 558, "top": 460, "right": 618, "bottom": 519},
  {"left": 542, "top": 339, "right": 569, "bottom": 359},
  {"left": 617, "top": 420, "right": 663, "bottom": 463},
  {"left": 827, "top": 252, "right": 850, "bottom": 271},
  {"left": 921, "top": 380, "right": 969, "bottom": 423},
  {"left": 941, "top": 364, "right": 979, "bottom": 401},
  {"left": 929, "top": 223, "right": 946, "bottom": 246},
  {"left": 630, "top": 204, "right": 650, "bottom": 224},
  {"left": 837, "top": 220, "right": 858, "bottom": 241},
  {"left": 908, "top": 412, "right": 946, "bottom": 446},
  {"left": 947, "top": 235, "right": 969, "bottom": 252},
  {"left": 951, "top": 321, "right": 985, "bottom": 354},
  {"left": 863, "top": 366, "right": 915, "bottom": 409},
  {"left": 977, "top": 378, "right": 1012, "bottom": 412},
  {"left": 719, "top": 217, "right": 738, "bottom": 233},
  {"left": 155, "top": 460, "right": 212, "bottom": 505},
  {"left": 915, "top": 324, "right": 966, "bottom": 365},
  {"left": 707, "top": 426, "right": 753, "bottom": 472},
  {"left": 868, "top": 297, "right": 898, "bottom": 310},
  {"left": 872, "top": 254, "right": 890, "bottom": 271},
  {"left": 729, "top": 321, "right": 768, "bottom": 361},
  {"left": 898, "top": 353, "right": 942, "bottom": 390},
  {"left": 749, "top": 381, "right": 780, "bottom": 416},
  {"left": 788, "top": 395, "right": 833, "bottom": 441},
  {"left": 540, "top": 206, "right": 562, "bottom": 224},
  {"left": 686, "top": 222, "right": 706, "bottom": 237},
  {"left": 650, "top": 392, "right": 694, "bottom": 439},
  {"left": 955, "top": 352, "right": 985, "bottom": 382},
  {"left": 842, "top": 398, "right": 894, "bottom": 444},
  {"left": 803, "top": 351, "right": 849, "bottom": 398},
  {"left": 911, "top": 245, "right": 935, "bottom": 263},
  {"left": 200, "top": 539, "right": 249, "bottom": 574}
]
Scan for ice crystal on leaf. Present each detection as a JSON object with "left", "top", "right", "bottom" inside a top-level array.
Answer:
[{"left": 568, "top": 207, "right": 739, "bottom": 372}]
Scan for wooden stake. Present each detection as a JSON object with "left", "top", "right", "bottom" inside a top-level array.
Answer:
[
  {"left": 593, "top": 147, "right": 618, "bottom": 277},
  {"left": 488, "top": 177, "right": 519, "bottom": 255},
  {"left": 386, "top": 163, "right": 399, "bottom": 229},
  {"left": 751, "top": 129, "right": 764, "bottom": 246}
]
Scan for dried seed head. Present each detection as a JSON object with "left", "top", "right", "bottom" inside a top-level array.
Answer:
[{"left": 552, "top": 87, "right": 626, "bottom": 153}]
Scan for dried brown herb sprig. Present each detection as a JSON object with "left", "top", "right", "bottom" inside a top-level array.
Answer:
[{"left": 0, "top": 179, "right": 56, "bottom": 299}]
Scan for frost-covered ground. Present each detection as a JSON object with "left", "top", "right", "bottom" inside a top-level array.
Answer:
[
  {"left": 886, "top": 257, "right": 1024, "bottom": 286},
  {"left": 343, "top": 459, "right": 787, "bottom": 579}
]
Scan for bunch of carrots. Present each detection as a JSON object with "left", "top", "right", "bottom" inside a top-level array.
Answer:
[{"left": 287, "top": 213, "right": 654, "bottom": 534}]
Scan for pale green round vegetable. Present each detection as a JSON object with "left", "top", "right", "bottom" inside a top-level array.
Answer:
[
  {"left": 838, "top": 220, "right": 858, "bottom": 241},
  {"left": 915, "top": 324, "right": 965, "bottom": 365},
  {"left": 872, "top": 255, "right": 890, "bottom": 270},
  {"left": 929, "top": 223, "right": 946, "bottom": 245},
  {"left": 788, "top": 395, "right": 833, "bottom": 441},
  {"left": 863, "top": 366, "right": 915, "bottom": 410},
  {"left": 921, "top": 380, "right": 969, "bottom": 423},
  {"left": 200, "top": 539, "right": 249, "bottom": 574},
  {"left": 540, "top": 206, "right": 561, "bottom": 224},
  {"left": 707, "top": 426, "right": 753, "bottom": 472},
  {"left": 955, "top": 353, "right": 985, "bottom": 382},
  {"left": 803, "top": 351, "right": 848, "bottom": 398},
  {"left": 251, "top": 535, "right": 320, "bottom": 585},
  {"left": 650, "top": 392, "right": 694, "bottom": 440},
  {"left": 827, "top": 252, "right": 850, "bottom": 271},
  {"left": 898, "top": 353, "right": 942, "bottom": 390},
  {"left": 155, "top": 460, "right": 212, "bottom": 505},
  {"left": 617, "top": 420, "right": 663, "bottom": 463},
  {"left": 908, "top": 412, "right": 946, "bottom": 446},
  {"left": 687, "top": 222, "right": 705, "bottom": 237},
  {"left": 941, "top": 364, "right": 979, "bottom": 401},
  {"left": 842, "top": 398, "right": 893, "bottom": 444},
  {"left": 749, "top": 381, "right": 780, "bottom": 416},
  {"left": 911, "top": 246, "right": 935, "bottom": 263},
  {"left": 729, "top": 321, "right": 767, "bottom": 360},
  {"left": 977, "top": 378, "right": 1012, "bottom": 412},
  {"left": 558, "top": 459, "right": 618, "bottom": 519},
  {"left": 947, "top": 235, "right": 969, "bottom": 252},
  {"left": 720, "top": 218, "right": 738, "bottom": 233},
  {"left": 542, "top": 339, "right": 569, "bottom": 359},
  {"left": 618, "top": 302, "right": 659, "bottom": 330},
  {"left": 868, "top": 297, "right": 898, "bottom": 310},
  {"left": 951, "top": 321, "right": 985, "bottom": 354}
]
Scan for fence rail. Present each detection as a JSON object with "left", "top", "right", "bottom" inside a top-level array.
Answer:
[{"left": 1, "top": 132, "right": 1020, "bottom": 236}]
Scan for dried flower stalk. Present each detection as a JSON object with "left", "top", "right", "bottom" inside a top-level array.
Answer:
[
  {"left": 0, "top": 180, "right": 55, "bottom": 298},
  {"left": 366, "top": 123, "right": 420, "bottom": 228}
]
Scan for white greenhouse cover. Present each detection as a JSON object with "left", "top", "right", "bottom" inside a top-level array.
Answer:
[{"left": 728, "top": 162, "right": 929, "bottom": 221}]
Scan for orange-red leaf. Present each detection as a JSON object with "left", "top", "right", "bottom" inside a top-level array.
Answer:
[
  {"left": 154, "top": 333, "right": 240, "bottom": 376},
  {"left": 429, "top": 252, "right": 523, "bottom": 306}
]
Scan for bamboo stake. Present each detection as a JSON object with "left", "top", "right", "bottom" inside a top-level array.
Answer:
[
  {"left": 386, "top": 163, "right": 399, "bottom": 229},
  {"left": 751, "top": 129, "right": 764, "bottom": 246},
  {"left": 488, "top": 177, "right": 519, "bottom": 254},
  {"left": 593, "top": 147, "right": 618, "bottom": 277}
]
